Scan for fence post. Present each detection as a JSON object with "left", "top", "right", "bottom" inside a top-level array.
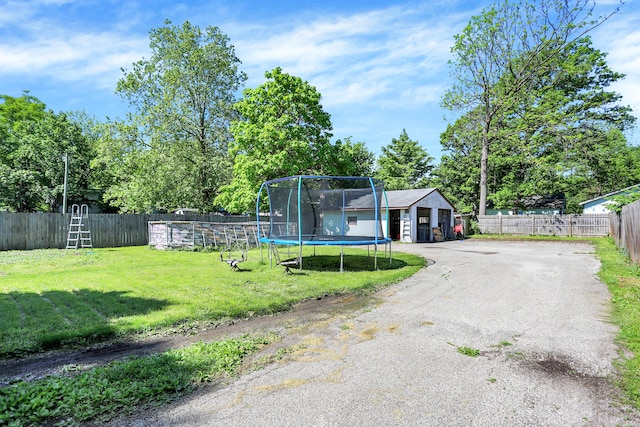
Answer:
[
  {"left": 532, "top": 215, "right": 535, "bottom": 236},
  {"left": 569, "top": 215, "right": 573, "bottom": 237}
]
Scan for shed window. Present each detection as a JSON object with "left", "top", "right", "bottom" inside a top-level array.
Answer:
[
  {"left": 347, "top": 216, "right": 358, "bottom": 226},
  {"left": 418, "top": 216, "right": 429, "bottom": 224}
]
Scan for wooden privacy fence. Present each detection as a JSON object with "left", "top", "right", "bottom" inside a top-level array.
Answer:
[
  {"left": 477, "top": 214, "right": 610, "bottom": 237},
  {"left": 0, "top": 212, "right": 257, "bottom": 251},
  {"left": 610, "top": 200, "right": 640, "bottom": 264}
]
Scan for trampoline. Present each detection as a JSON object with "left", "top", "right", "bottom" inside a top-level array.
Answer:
[{"left": 256, "top": 175, "right": 392, "bottom": 271}]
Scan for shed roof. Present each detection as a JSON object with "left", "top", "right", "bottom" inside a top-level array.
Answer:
[
  {"left": 385, "top": 188, "right": 456, "bottom": 210},
  {"left": 385, "top": 188, "right": 438, "bottom": 209},
  {"left": 343, "top": 188, "right": 455, "bottom": 211},
  {"left": 579, "top": 183, "right": 640, "bottom": 206}
]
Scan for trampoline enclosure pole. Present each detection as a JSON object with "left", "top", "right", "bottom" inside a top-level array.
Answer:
[
  {"left": 297, "top": 176, "right": 302, "bottom": 246},
  {"left": 286, "top": 188, "right": 294, "bottom": 238},
  {"left": 370, "top": 177, "right": 379, "bottom": 270},
  {"left": 341, "top": 190, "right": 345, "bottom": 236},
  {"left": 256, "top": 182, "right": 265, "bottom": 262},
  {"left": 369, "top": 177, "right": 378, "bottom": 243},
  {"left": 383, "top": 189, "right": 392, "bottom": 265}
]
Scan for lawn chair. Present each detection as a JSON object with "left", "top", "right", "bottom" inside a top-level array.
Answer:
[{"left": 270, "top": 244, "right": 300, "bottom": 274}]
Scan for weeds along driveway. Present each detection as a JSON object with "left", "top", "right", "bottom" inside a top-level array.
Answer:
[{"left": 113, "top": 239, "right": 640, "bottom": 426}]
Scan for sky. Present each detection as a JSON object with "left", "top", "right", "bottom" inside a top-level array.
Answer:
[{"left": 1, "top": 0, "right": 639, "bottom": 161}]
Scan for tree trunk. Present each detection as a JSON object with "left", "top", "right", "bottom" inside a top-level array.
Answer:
[{"left": 479, "top": 119, "right": 489, "bottom": 216}]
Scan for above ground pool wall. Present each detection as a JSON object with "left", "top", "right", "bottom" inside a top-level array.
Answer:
[{"left": 148, "top": 221, "right": 267, "bottom": 250}]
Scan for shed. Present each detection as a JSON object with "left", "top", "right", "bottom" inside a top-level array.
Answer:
[
  {"left": 579, "top": 184, "right": 640, "bottom": 214},
  {"left": 383, "top": 188, "right": 456, "bottom": 243}
]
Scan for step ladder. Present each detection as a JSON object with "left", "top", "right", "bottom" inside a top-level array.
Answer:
[
  {"left": 66, "top": 204, "right": 93, "bottom": 251},
  {"left": 401, "top": 213, "right": 411, "bottom": 242}
]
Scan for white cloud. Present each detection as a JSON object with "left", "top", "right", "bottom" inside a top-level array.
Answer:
[
  {"left": 0, "top": 31, "right": 148, "bottom": 88},
  {"left": 0, "top": 1, "right": 465, "bottom": 113},
  {"left": 230, "top": 5, "right": 463, "bottom": 110},
  {"left": 591, "top": 12, "right": 640, "bottom": 124},
  {"left": 400, "top": 83, "right": 448, "bottom": 106},
  {"left": 0, "top": 1, "right": 37, "bottom": 27},
  {"left": 0, "top": 0, "right": 150, "bottom": 91}
]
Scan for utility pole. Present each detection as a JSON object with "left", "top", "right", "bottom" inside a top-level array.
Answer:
[{"left": 62, "top": 152, "right": 68, "bottom": 214}]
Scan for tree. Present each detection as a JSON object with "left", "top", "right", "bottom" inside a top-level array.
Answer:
[
  {"left": 216, "top": 67, "right": 334, "bottom": 214},
  {"left": 67, "top": 110, "right": 121, "bottom": 212},
  {"left": 326, "top": 137, "right": 376, "bottom": 177},
  {"left": 0, "top": 94, "right": 92, "bottom": 212},
  {"left": 108, "top": 20, "right": 246, "bottom": 213},
  {"left": 0, "top": 92, "right": 46, "bottom": 165},
  {"left": 442, "top": 0, "right": 622, "bottom": 215},
  {"left": 375, "top": 129, "right": 434, "bottom": 191},
  {"left": 438, "top": 35, "right": 638, "bottom": 214},
  {"left": 608, "top": 186, "right": 640, "bottom": 214},
  {"left": 431, "top": 116, "right": 481, "bottom": 213},
  {"left": 562, "top": 130, "right": 640, "bottom": 212}
]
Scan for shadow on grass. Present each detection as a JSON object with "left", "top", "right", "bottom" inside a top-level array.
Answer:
[
  {"left": 0, "top": 289, "right": 168, "bottom": 357},
  {"left": 293, "top": 254, "right": 408, "bottom": 273}
]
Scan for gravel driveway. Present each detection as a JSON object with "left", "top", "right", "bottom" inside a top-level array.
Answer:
[{"left": 113, "top": 239, "right": 640, "bottom": 426}]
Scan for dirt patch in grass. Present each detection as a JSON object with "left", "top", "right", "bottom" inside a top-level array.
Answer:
[
  {"left": 617, "top": 276, "right": 640, "bottom": 288},
  {"left": 0, "top": 293, "right": 379, "bottom": 387}
]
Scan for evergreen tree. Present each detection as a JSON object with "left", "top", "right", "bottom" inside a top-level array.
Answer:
[{"left": 375, "top": 129, "right": 433, "bottom": 191}]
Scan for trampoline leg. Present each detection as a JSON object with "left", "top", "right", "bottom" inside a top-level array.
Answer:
[
  {"left": 340, "top": 246, "right": 344, "bottom": 273},
  {"left": 374, "top": 244, "right": 378, "bottom": 270},
  {"left": 299, "top": 244, "right": 303, "bottom": 271},
  {"left": 269, "top": 243, "right": 274, "bottom": 268}
]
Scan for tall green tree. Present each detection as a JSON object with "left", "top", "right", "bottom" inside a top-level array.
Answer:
[
  {"left": 67, "top": 110, "right": 120, "bottom": 212},
  {"left": 326, "top": 137, "right": 376, "bottom": 177},
  {"left": 375, "top": 129, "right": 434, "bottom": 191},
  {"left": 562, "top": 130, "right": 640, "bottom": 212},
  {"left": 216, "top": 67, "right": 334, "bottom": 213},
  {"left": 437, "top": 36, "right": 637, "bottom": 214},
  {"left": 431, "top": 116, "right": 481, "bottom": 213},
  {"left": 0, "top": 94, "right": 92, "bottom": 212},
  {"left": 608, "top": 185, "right": 640, "bottom": 214},
  {"left": 442, "top": 0, "right": 622, "bottom": 215},
  {"left": 107, "top": 20, "right": 246, "bottom": 213},
  {"left": 0, "top": 92, "right": 46, "bottom": 166}
]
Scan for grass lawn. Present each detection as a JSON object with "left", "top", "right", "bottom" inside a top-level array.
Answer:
[
  {"left": 0, "top": 335, "right": 277, "bottom": 425},
  {"left": 0, "top": 245, "right": 424, "bottom": 358},
  {"left": 593, "top": 238, "right": 640, "bottom": 408}
]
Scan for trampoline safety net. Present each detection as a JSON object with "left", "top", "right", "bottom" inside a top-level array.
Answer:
[{"left": 257, "top": 175, "right": 390, "bottom": 246}]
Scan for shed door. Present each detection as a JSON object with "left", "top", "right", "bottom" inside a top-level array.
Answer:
[
  {"left": 390, "top": 210, "right": 401, "bottom": 240},
  {"left": 438, "top": 209, "right": 452, "bottom": 239},
  {"left": 417, "top": 208, "right": 430, "bottom": 242}
]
